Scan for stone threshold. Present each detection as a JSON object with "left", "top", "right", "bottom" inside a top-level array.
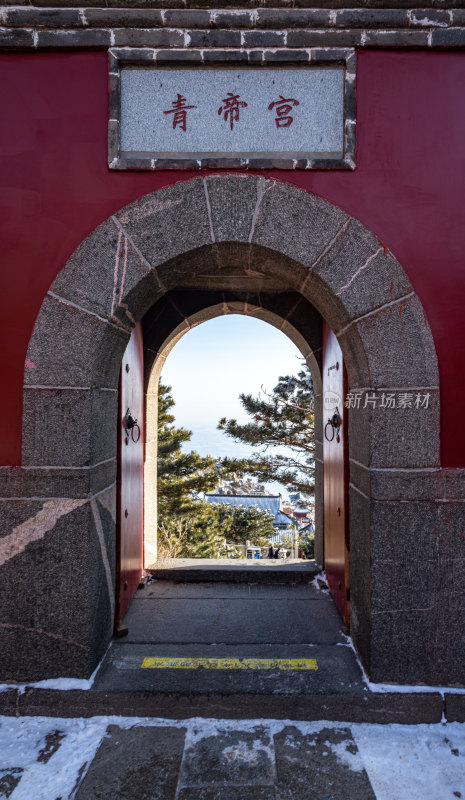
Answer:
[
  {"left": 148, "top": 559, "right": 320, "bottom": 583},
  {"left": 2, "top": 687, "right": 465, "bottom": 723}
]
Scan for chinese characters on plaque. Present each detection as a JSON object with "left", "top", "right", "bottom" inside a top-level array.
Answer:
[
  {"left": 119, "top": 67, "right": 345, "bottom": 163},
  {"left": 162, "top": 91, "right": 300, "bottom": 133}
]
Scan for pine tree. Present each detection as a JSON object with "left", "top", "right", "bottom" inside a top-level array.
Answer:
[
  {"left": 218, "top": 364, "right": 315, "bottom": 496},
  {"left": 216, "top": 503, "right": 276, "bottom": 547},
  {"left": 157, "top": 383, "right": 228, "bottom": 558},
  {"left": 157, "top": 383, "right": 220, "bottom": 518}
]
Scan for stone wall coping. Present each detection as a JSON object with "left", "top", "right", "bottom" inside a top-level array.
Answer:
[{"left": 1, "top": 6, "right": 465, "bottom": 49}]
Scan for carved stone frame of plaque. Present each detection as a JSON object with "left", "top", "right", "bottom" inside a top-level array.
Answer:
[{"left": 108, "top": 48, "right": 356, "bottom": 171}]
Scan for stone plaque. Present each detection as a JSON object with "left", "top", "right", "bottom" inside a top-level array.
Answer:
[{"left": 109, "top": 51, "right": 356, "bottom": 170}]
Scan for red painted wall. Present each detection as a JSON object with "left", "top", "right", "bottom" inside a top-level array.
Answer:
[{"left": 1, "top": 50, "right": 464, "bottom": 466}]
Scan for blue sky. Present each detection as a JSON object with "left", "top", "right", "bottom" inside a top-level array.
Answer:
[{"left": 160, "top": 315, "right": 303, "bottom": 495}]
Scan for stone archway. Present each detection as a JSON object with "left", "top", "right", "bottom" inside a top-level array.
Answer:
[{"left": 1, "top": 175, "right": 441, "bottom": 684}]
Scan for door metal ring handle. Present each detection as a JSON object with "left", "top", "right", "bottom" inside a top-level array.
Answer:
[{"left": 125, "top": 409, "right": 141, "bottom": 443}]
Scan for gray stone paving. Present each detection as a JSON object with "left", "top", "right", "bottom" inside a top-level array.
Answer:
[
  {"left": 92, "top": 580, "right": 365, "bottom": 698},
  {"left": 75, "top": 721, "right": 376, "bottom": 800},
  {"left": 1, "top": 715, "right": 465, "bottom": 800}
]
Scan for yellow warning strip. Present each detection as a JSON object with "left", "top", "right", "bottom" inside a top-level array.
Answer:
[{"left": 141, "top": 657, "right": 318, "bottom": 671}]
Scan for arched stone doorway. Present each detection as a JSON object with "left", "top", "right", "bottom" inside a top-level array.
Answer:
[{"left": 3, "top": 175, "right": 440, "bottom": 685}]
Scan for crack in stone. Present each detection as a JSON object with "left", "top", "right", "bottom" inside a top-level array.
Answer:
[{"left": 336, "top": 247, "right": 383, "bottom": 295}]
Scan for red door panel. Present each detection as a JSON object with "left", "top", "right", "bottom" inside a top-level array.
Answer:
[
  {"left": 323, "top": 322, "right": 349, "bottom": 625},
  {"left": 116, "top": 322, "right": 144, "bottom": 628}
]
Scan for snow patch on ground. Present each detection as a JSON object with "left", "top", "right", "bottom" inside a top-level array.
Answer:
[
  {"left": 0, "top": 716, "right": 464, "bottom": 800},
  {"left": 353, "top": 723, "right": 465, "bottom": 800}
]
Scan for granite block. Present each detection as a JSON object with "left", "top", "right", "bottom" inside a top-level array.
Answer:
[
  {"left": 51, "top": 216, "right": 155, "bottom": 324},
  {"left": 180, "top": 727, "right": 273, "bottom": 788},
  {"left": 349, "top": 488, "right": 372, "bottom": 672},
  {"left": 352, "top": 294, "right": 439, "bottom": 388},
  {"left": 274, "top": 726, "right": 376, "bottom": 800},
  {"left": 75, "top": 725, "right": 186, "bottom": 799},
  {"left": 22, "top": 388, "right": 117, "bottom": 467},
  {"left": 252, "top": 180, "right": 349, "bottom": 272},
  {"left": 445, "top": 695, "right": 465, "bottom": 722},
  {"left": 0, "top": 462, "right": 116, "bottom": 500},
  {"left": 116, "top": 179, "right": 212, "bottom": 272},
  {"left": 369, "top": 609, "right": 433, "bottom": 684},
  {"left": 0, "top": 501, "right": 94, "bottom": 681},
  {"left": 348, "top": 389, "right": 440, "bottom": 469},
  {"left": 204, "top": 175, "right": 260, "bottom": 243},
  {"left": 312, "top": 217, "right": 412, "bottom": 326},
  {"left": 25, "top": 295, "right": 129, "bottom": 389}
]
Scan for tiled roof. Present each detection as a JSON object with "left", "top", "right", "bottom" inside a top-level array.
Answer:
[{"left": 205, "top": 494, "right": 293, "bottom": 527}]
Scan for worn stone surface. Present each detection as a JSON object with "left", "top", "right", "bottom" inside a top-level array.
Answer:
[
  {"left": 119, "top": 595, "right": 344, "bottom": 645},
  {"left": 311, "top": 217, "right": 412, "bottom": 325},
  {"left": 205, "top": 175, "right": 259, "bottom": 243},
  {"left": 348, "top": 488, "right": 372, "bottom": 674},
  {"left": 85, "top": 7, "right": 164, "bottom": 26},
  {"left": 350, "top": 464, "right": 465, "bottom": 502},
  {"left": 87, "top": 489, "right": 117, "bottom": 671},
  {"left": 0, "top": 462, "right": 116, "bottom": 500},
  {"left": 92, "top": 643, "right": 365, "bottom": 696},
  {"left": 180, "top": 727, "right": 273, "bottom": 792},
  {"left": 114, "top": 27, "right": 185, "bottom": 46},
  {"left": 287, "top": 28, "right": 363, "bottom": 47},
  {"left": 5, "top": 6, "right": 82, "bottom": 26},
  {"left": 348, "top": 388, "right": 440, "bottom": 469},
  {"left": 0, "top": 501, "right": 94, "bottom": 680},
  {"left": 369, "top": 500, "right": 438, "bottom": 614},
  {"left": 350, "top": 293, "right": 440, "bottom": 388},
  {"left": 25, "top": 294, "right": 129, "bottom": 389},
  {"left": 50, "top": 216, "right": 159, "bottom": 325},
  {"left": 22, "top": 387, "right": 118, "bottom": 467},
  {"left": 445, "top": 694, "right": 465, "bottom": 722},
  {"left": 252, "top": 180, "right": 349, "bottom": 272},
  {"left": 274, "top": 725, "right": 376, "bottom": 800},
  {"left": 116, "top": 179, "right": 212, "bottom": 271},
  {"left": 36, "top": 27, "right": 112, "bottom": 47},
  {"left": 9, "top": 687, "right": 444, "bottom": 723},
  {"left": 75, "top": 725, "right": 186, "bottom": 800},
  {"left": 177, "top": 788, "right": 275, "bottom": 800}
]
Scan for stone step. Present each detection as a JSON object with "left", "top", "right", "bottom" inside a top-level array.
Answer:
[
  {"left": 0, "top": 686, "right": 446, "bottom": 725},
  {"left": 148, "top": 559, "right": 320, "bottom": 584}
]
